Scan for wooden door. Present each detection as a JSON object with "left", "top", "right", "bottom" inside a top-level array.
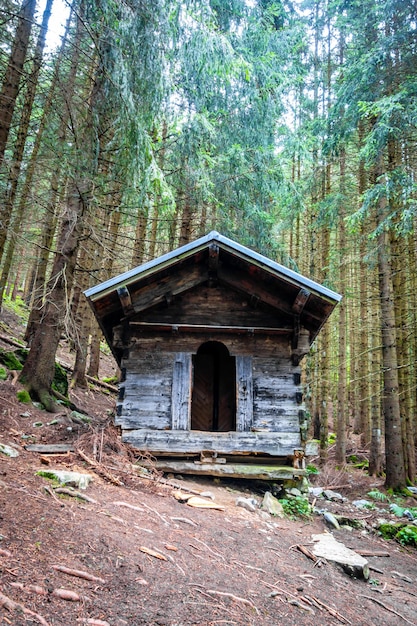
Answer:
[{"left": 191, "top": 342, "right": 236, "bottom": 431}]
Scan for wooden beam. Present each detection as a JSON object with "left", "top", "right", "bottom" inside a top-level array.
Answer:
[
  {"left": 292, "top": 288, "right": 310, "bottom": 314},
  {"left": 117, "top": 286, "right": 134, "bottom": 316},
  {"left": 142, "top": 460, "right": 306, "bottom": 480},
  {"left": 129, "top": 322, "right": 292, "bottom": 335},
  {"left": 122, "top": 429, "right": 301, "bottom": 456},
  {"left": 129, "top": 264, "right": 209, "bottom": 314}
]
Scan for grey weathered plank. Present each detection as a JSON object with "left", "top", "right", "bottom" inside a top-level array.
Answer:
[
  {"left": 236, "top": 355, "right": 253, "bottom": 431},
  {"left": 122, "top": 429, "right": 301, "bottom": 456},
  {"left": 171, "top": 352, "right": 191, "bottom": 429}
]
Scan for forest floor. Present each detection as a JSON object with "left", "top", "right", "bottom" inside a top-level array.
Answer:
[{"left": 1, "top": 307, "right": 417, "bottom": 626}]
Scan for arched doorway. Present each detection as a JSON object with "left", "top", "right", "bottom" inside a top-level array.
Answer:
[{"left": 191, "top": 341, "right": 236, "bottom": 432}]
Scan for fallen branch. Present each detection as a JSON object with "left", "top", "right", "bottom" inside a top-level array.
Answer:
[
  {"left": 296, "top": 544, "right": 322, "bottom": 566},
  {"left": 194, "top": 588, "right": 259, "bottom": 615},
  {"left": 170, "top": 516, "right": 198, "bottom": 527},
  {"left": 51, "top": 564, "right": 105, "bottom": 584},
  {"left": 113, "top": 501, "right": 144, "bottom": 512},
  {"left": 54, "top": 487, "right": 98, "bottom": 504},
  {"left": 0, "top": 589, "right": 50, "bottom": 625},
  {"left": 9, "top": 581, "right": 89, "bottom": 602},
  {"left": 10, "top": 582, "right": 47, "bottom": 596},
  {"left": 77, "top": 448, "right": 123, "bottom": 486},
  {"left": 77, "top": 617, "right": 110, "bottom": 626},
  {"left": 361, "top": 594, "right": 416, "bottom": 625},
  {"left": 304, "top": 594, "right": 351, "bottom": 624},
  {"left": 44, "top": 485, "right": 66, "bottom": 506},
  {"left": 138, "top": 546, "right": 167, "bottom": 561},
  {"left": 0, "top": 549, "right": 12, "bottom": 558},
  {"left": 52, "top": 588, "right": 87, "bottom": 602}
]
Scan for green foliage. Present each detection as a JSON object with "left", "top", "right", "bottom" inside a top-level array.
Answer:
[
  {"left": 2, "top": 294, "right": 29, "bottom": 323},
  {"left": 306, "top": 464, "right": 319, "bottom": 476},
  {"left": 367, "top": 489, "right": 389, "bottom": 503},
  {"left": 280, "top": 495, "right": 311, "bottom": 519},
  {"left": 52, "top": 362, "right": 68, "bottom": 397},
  {"left": 0, "top": 348, "right": 23, "bottom": 370},
  {"left": 102, "top": 375, "right": 119, "bottom": 385},
  {"left": 396, "top": 526, "right": 417, "bottom": 547},
  {"left": 378, "top": 523, "right": 402, "bottom": 540},
  {"left": 0, "top": 367, "right": 7, "bottom": 380},
  {"left": 16, "top": 389, "right": 31, "bottom": 403},
  {"left": 327, "top": 432, "right": 336, "bottom": 445}
]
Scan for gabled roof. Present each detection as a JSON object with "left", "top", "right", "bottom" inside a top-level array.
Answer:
[{"left": 85, "top": 231, "right": 341, "bottom": 361}]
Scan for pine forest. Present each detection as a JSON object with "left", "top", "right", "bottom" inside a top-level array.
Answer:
[{"left": 0, "top": 0, "right": 416, "bottom": 489}]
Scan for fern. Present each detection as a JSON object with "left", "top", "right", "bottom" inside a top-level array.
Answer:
[{"left": 367, "top": 489, "right": 389, "bottom": 502}]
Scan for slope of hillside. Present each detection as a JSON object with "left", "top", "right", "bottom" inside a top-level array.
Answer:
[{"left": 1, "top": 306, "right": 417, "bottom": 626}]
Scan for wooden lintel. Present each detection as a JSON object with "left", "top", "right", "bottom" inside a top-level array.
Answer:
[
  {"left": 117, "top": 286, "right": 134, "bottom": 316},
  {"left": 292, "top": 288, "right": 310, "bottom": 314},
  {"left": 129, "top": 322, "right": 292, "bottom": 336}
]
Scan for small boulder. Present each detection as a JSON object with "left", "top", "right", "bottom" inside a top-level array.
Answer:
[
  {"left": 261, "top": 491, "right": 285, "bottom": 518},
  {"left": 236, "top": 497, "right": 258, "bottom": 513}
]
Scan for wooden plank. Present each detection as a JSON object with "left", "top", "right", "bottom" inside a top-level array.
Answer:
[
  {"left": 138, "top": 284, "right": 292, "bottom": 328},
  {"left": 25, "top": 444, "right": 74, "bottom": 453},
  {"left": 130, "top": 322, "right": 291, "bottom": 335},
  {"left": 171, "top": 352, "right": 191, "bottom": 430},
  {"left": 124, "top": 334, "right": 290, "bottom": 358},
  {"left": 146, "top": 460, "right": 306, "bottom": 480},
  {"left": 122, "top": 429, "right": 301, "bottom": 456},
  {"left": 116, "top": 352, "right": 174, "bottom": 430},
  {"left": 130, "top": 264, "right": 208, "bottom": 313},
  {"left": 236, "top": 356, "right": 253, "bottom": 431}
]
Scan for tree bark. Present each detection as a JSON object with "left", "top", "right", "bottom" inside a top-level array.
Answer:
[
  {"left": 0, "top": 0, "right": 54, "bottom": 304},
  {"left": 19, "top": 180, "right": 89, "bottom": 410},
  {"left": 0, "top": 0, "right": 36, "bottom": 171}
]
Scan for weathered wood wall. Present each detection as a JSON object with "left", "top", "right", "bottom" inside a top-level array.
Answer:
[{"left": 116, "top": 339, "right": 304, "bottom": 457}]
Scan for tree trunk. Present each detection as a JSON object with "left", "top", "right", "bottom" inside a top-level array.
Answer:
[
  {"left": 19, "top": 180, "right": 89, "bottom": 410},
  {"left": 0, "top": 0, "right": 36, "bottom": 171},
  {"left": 374, "top": 159, "right": 406, "bottom": 488},
  {"left": 0, "top": 0, "right": 54, "bottom": 305}
]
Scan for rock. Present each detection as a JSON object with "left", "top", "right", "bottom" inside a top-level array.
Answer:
[
  {"left": 309, "top": 487, "right": 324, "bottom": 498},
  {"left": 323, "top": 489, "right": 344, "bottom": 501},
  {"left": 323, "top": 511, "right": 340, "bottom": 529},
  {"left": 352, "top": 499, "right": 371, "bottom": 509},
  {"left": 286, "top": 487, "right": 302, "bottom": 498},
  {"left": 199, "top": 491, "right": 214, "bottom": 500},
  {"left": 0, "top": 443, "right": 19, "bottom": 458},
  {"left": 70, "top": 410, "right": 91, "bottom": 424},
  {"left": 312, "top": 532, "right": 369, "bottom": 580},
  {"left": 36, "top": 470, "right": 93, "bottom": 490},
  {"left": 236, "top": 496, "right": 258, "bottom": 512},
  {"left": 261, "top": 491, "right": 285, "bottom": 518}
]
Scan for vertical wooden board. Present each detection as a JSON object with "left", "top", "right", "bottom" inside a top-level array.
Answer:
[
  {"left": 252, "top": 356, "right": 300, "bottom": 432},
  {"left": 171, "top": 352, "right": 192, "bottom": 430},
  {"left": 116, "top": 351, "right": 174, "bottom": 430},
  {"left": 236, "top": 356, "right": 253, "bottom": 431}
]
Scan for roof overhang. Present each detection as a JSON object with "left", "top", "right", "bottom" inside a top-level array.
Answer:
[{"left": 85, "top": 231, "right": 341, "bottom": 363}]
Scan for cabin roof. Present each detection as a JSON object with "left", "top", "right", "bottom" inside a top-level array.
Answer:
[{"left": 85, "top": 231, "right": 341, "bottom": 360}]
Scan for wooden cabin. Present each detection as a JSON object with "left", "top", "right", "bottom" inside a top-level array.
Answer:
[{"left": 85, "top": 231, "right": 341, "bottom": 481}]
